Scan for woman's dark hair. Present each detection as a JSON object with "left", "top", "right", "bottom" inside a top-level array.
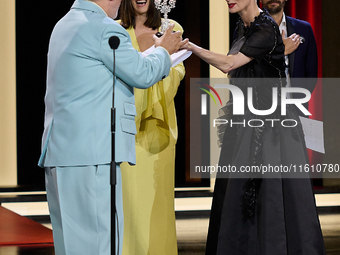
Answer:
[{"left": 119, "top": 0, "right": 162, "bottom": 29}]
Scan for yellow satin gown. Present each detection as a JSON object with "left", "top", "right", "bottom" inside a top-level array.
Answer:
[{"left": 119, "top": 20, "right": 185, "bottom": 255}]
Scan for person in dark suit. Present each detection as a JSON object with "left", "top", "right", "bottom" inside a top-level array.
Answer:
[{"left": 261, "top": 0, "right": 318, "bottom": 114}]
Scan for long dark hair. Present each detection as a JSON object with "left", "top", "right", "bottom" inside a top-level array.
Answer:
[{"left": 119, "top": 0, "right": 162, "bottom": 29}]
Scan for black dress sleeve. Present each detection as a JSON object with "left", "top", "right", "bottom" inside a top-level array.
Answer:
[{"left": 240, "top": 21, "right": 276, "bottom": 59}]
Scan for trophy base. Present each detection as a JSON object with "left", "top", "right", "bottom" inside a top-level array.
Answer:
[
  {"left": 155, "top": 32, "right": 163, "bottom": 38},
  {"left": 155, "top": 31, "right": 176, "bottom": 38}
]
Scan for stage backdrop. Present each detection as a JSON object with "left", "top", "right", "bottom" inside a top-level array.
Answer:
[
  {"left": 0, "top": 1, "right": 16, "bottom": 186},
  {"left": 321, "top": 0, "right": 340, "bottom": 188},
  {"left": 285, "top": 0, "right": 323, "bottom": 168},
  {"left": 16, "top": 1, "right": 74, "bottom": 188}
]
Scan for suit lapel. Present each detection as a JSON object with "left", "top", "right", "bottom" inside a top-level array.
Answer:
[{"left": 286, "top": 16, "right": 295, "bottom": 77}]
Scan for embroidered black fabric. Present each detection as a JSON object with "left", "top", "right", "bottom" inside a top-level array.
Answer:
[
  {"left": 207, "top": 10, "right": 326, "bottom": 255},
  {"left": 218, "top": 10, "right": 286, "bottom": 220}
]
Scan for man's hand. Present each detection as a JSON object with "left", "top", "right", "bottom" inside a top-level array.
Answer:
[
  {"left": 153, "top": 24, "right": 189, "bottom": 55},
  {"left": 282, "top": 30, "right": 300, "bottom": 55}
]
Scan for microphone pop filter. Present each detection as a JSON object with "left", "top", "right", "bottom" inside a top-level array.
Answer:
[{"left": 108, "top": 36, "right": 120, "bottom": 50}]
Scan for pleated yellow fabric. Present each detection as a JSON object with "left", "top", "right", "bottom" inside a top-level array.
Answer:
[{"left": 119, "top": 20, "right": 185, "bottom": 255}]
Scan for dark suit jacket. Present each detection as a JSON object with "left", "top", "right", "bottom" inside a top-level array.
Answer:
[
  {"left": 286, "top": 16, "right": 318, "bottom": 115},
  {"left": 286, "top": 16, "right": 318, "bottom": 80}
]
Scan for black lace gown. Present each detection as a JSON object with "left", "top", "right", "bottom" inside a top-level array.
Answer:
[{"left": 205, "top": 11, "right": 326, "bottom": 255}]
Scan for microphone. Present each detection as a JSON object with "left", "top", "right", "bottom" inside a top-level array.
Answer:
[
  {"left": 108, "top": 35, "right": 120, "bottom": 255},
  {"left": 108, "top": 36, "right": 120, "bottom": 50},
  {"left": 108, "top": 35, "right": 120, "bottom": 185}
]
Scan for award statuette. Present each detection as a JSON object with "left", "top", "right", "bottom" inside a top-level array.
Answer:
[{"left": 154, "top": 0, "right": 176, "bottom": 37}]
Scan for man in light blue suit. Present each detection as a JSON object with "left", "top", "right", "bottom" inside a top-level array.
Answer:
[{"left": 38, "top": 0, "right": 187, "bottom": 254}]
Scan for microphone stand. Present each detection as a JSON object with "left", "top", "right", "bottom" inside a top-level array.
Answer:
[{"left": 108, "top": 36, "right": 120, "bottom": 255}]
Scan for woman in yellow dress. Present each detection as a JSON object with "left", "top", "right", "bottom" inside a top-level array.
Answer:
[{"left": 118, "top": 0, "right": 185, "bottom": 254}]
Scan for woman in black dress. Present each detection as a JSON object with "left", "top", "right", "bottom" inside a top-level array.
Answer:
[{"left": 183, "top": 0, "right": 325, "bottom": 254}]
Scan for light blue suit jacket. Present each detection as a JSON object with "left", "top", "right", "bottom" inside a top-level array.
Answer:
[{"left": 38, "top": 0, "right": 171, "bottom": 167}]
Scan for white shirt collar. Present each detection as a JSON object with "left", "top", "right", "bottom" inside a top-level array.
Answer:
[{"left": 280, "top": 13, "right": 286, "bottom": 27}]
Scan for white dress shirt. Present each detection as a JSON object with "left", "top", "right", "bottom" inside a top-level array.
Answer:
[{"left": 279, "top": 13, "right": 291, "bottom": 97}]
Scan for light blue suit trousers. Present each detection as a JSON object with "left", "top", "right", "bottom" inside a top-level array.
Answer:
[{"left": 45, "top": 165, "right": 123, "bottom": 255}]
